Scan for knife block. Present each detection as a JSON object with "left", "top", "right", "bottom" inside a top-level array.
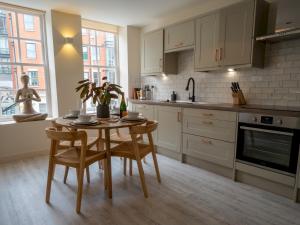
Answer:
[{"left": 232, "top": 90, "right": 246, "bottom": 105}]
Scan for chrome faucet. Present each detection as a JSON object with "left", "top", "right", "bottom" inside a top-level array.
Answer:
[{"left": 185, "top": 77, "right": 195, "bottom": 102}]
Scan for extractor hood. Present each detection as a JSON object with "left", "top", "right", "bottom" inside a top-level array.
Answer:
[{"left": 256, "top": 0, "right": 300, "bottom": 42}]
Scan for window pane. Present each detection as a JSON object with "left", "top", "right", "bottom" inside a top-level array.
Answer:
[
  {"left": 0, "top": 10, "right": 17, "bottom": 38},
  {"left": 0, "top": 65, "right": 20, "bottom": 116},
  {"left": 100, "top": 68, "right": 116, "bottom": 83},
  {"left": 20, "top": 40, "right": 43, "bottom": 64},
  {"left": 0, "top": 38, "right": 20, "bottom": 63},
  {"left": 18, "top": 13, "right": 41, "bottom": 40},
  {"left": 0, "top": 6, "right": 48, "bottom": 119}
]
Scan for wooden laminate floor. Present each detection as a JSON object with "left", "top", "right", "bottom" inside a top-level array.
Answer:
[{"left": 0, "top": 154, "right": 299, "bottom": 225}]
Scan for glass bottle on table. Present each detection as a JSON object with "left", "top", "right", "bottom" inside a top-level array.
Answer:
[{"left": 120, "top": 93, "right": 127, "bottom": 118}]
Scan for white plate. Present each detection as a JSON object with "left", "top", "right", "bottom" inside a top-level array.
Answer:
[
  {"left": 121, "top": 116, "right": 146, "bottom": 122},
  {"left": 72, "top": 120, "right": 98, "bottom": 125}
]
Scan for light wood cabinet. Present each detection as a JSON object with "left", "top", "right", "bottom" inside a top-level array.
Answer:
[
  {"left": 183, "top": 133, "right": 235, "bottom": 168},
  {"left": 194, "top": 0, "right": 268, "bottom": 71},
  {"left": 182, "top": 108, "right": 237, "bottom": 168},
  {"left": 164, "top": 20, "right": 195, "bottom": 53},
  {"left": 219, "top": 0, "right": 254, "bottom": 66},
  {"left": 183, "top": 108, "right": 237, "bottom": 142},
  {"left": 141, "top": 29, "right": 164, "bottom": 76},
  {"left": 155, "top": 106, "right": 182, "bottom": 153},
  {"left": 194, "top": 12, "right": 220, "bottom": 70}
]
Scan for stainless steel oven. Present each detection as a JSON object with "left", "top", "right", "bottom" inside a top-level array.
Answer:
[{"left": 237, "top": 112, "right": 300, "bottom": 174}]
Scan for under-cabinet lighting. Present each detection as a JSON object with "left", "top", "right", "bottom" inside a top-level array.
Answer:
[{"left": 227, "top": 68, "right": 235, "bottom": 72}]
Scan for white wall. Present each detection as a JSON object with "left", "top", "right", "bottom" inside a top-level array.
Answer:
[
  {"left": 51, "top": 10, "right": 83, "bottom": 116},
  {"left": 0, "top": 120, "right": 51, "bottom": 162},
  {"left": 119, "top": 26, "right": 141, "bottom": 99}
]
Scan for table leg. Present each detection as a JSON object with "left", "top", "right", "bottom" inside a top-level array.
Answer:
[{"left": 105, "top": 128, "right": 112, "bottom": 198}]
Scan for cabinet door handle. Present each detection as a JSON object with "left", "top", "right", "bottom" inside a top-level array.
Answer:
[
  {"left": 202, "top": 121, "right": 213, "bottom": 125},
  {"left": 219, "top": 48, "right": 223, "bottom": 61},
  {"left": 201, "top": 139, "right": 212, "bottom": 145},
  {"left": 177, "top": 112, "right": 181, "bottom": 122},
  {"left": 159, "top": 58, "right": 163, "bottom": 68},
  {"left": 215, "top": 49, "right": 218, "bottom": 62},
  {"left": 202, "top": 113, "right": 214, "bottom": 117}
]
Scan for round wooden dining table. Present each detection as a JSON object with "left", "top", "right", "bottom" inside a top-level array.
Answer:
[{"left": 54, "top": 116, "right": 146, "bottom": 198}]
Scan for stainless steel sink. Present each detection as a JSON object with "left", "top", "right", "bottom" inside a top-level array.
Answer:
[{"left": 159, "top": 100, "right": 210, "bottom": 105}]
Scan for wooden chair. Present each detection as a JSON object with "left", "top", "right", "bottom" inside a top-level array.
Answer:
[
  {"left": 51, "top": 120, "right": 100, "bottom": 183},
  {"left": 45, "top": 127, "right": 107, "bottom": 213},
  {"left": 110, "top": 121, "right": 161, "bottom": 197},
  {"left": 110, "top": 128, "right": 144, "bottom": 176}
]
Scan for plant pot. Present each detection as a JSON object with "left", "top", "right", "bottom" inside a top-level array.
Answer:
[{"left": 97, "top": 104, "right": 110, "bottom": 118}]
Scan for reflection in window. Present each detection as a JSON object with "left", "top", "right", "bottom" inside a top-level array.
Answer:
[
  {"left": 0, "top": 6, "right": 48, "bottom": 119},
  {"left": 81, "top": 26, "right": 118, "bottom": 113},
  {"left": 28, "top": 70, "right": 38, "bottom": 86},
  {"left": 26, "top": 42, "right": 36, "bottom": 58},
  {"left": 24, "top": 14, "right": 34, "bottom": 31},
  {"left": 82, "top": 46, "right": 88, "bottom": 61}
]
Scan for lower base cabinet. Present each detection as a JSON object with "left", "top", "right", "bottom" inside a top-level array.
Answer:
[
  {"left": 182, "top": 133, "right": 235, "bottom": 168},
  {"left": 155, "top": 106, "right": 182, "bottom": 153}
]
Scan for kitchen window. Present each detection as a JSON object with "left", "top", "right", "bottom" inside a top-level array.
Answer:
[
  {"left": 26, "top": 42, "right": 36, "bottom": 59},
  {"left": 23, "top": 14, "right": 34, "bottom": 31},
  {"left": 0, "top": 4, "right": 50, "bottom": 120},
  {"left": 81, "top": 23, "right": 119, "bottom": 113}
]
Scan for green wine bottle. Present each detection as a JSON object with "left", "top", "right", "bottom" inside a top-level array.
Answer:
[{"left": 120, "top": 94, "right": 127, "bottom": 118}]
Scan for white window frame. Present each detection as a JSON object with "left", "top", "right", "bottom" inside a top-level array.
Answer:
[
  {"left": 82, "top": 27, "right": 119, "bottom": 84},
  {"left": 23, "top": 14, "right": 34, "bottom": 31},
  {"left": 0, "top": 4, "right": 51, "bottom": 121}
]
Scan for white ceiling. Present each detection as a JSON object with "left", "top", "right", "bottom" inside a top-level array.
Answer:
[{"left": 2, "top": 0, "right": 210, "bottom": 27}]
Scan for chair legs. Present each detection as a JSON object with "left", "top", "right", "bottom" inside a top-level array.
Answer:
[
  {"left": 63, "top": 166, "right": 90, "bottom": 184},
  {"left": 46, "top": 157, "right": 55, "bottom": 203},
  {"left": 129, "top": 159, "right": 133, "bottom": 176},
  {"left": 123, "top": 157, "right": 127, "bottom": 176},
  {"left": 151, "top": 151, "right": 161, "bottom": 183},
  {"left": 76, "top": 166, "right": 85, "bottom": 213},
  {"left": 63, "top": 166, "right": 69, "bottom": 184},
  {"left": 136, "top": 159, "right": 148, "bottom": 198},
  {"left": 86, "top": 166, "right": 90, "bottom": 183}
]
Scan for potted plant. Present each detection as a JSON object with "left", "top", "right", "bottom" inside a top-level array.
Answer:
[{"left": 75, "top": 77, "right": 123, "bottom": 118}]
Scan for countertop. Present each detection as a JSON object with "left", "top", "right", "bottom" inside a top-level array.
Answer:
[{"left": 129, "top": 99, "right": 300, "bottom": 117}]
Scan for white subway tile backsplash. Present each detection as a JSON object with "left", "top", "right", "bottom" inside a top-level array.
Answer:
[{"left": 141, "top": 39, "right": 300, "bottom": 106}]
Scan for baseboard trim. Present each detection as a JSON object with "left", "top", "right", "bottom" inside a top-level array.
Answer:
[{"left": 0, "top": 149, "right": 48, "bottom": 164}]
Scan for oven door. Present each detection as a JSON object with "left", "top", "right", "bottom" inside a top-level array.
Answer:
[{"left": 237, "top": 123, "right": 299, "bottom": 174}]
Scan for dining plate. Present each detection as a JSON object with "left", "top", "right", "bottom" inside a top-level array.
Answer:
[
  {"left": 63, "top": 114, "right": 78, "bottom": 119},
  {"left": 71, "top": 120, "right": 98, "bottom": 125},
  {"left": 121, "top": 116, "right": 146, "bottom": 122}
]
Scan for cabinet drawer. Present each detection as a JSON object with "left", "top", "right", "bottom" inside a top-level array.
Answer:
[
  {"left": 183, "top": 115, "right": 236, "bottom": 142},
  {"left": 183, "top": 108, "right": 237, "bottom": 122},
  {"left": 183, "top": 133, "right": 235, "bottom": 168}
]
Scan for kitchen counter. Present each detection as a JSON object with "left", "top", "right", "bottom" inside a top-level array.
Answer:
[{"left": 129, "top": 99, "right": 300, "bottom": 117}]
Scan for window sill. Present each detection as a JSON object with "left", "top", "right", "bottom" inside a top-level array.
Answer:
[{"left": 0, "top": 117, "right": 53, "bottom": 126}]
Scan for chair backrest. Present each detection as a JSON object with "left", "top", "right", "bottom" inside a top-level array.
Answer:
[
  {"left": 45, "top": 127, "right": 87, "bottom": 143},
  {"left": 130, "top": 120, "right": 158, "bottom": 135}
]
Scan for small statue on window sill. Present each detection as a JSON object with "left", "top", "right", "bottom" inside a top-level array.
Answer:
[{"left": 12, "top": 72, "right": 47, "bottom": 123}]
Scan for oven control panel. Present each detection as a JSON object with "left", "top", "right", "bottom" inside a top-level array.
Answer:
[{"left": 239, "top": 112, "right": 300, "bottom": 129}]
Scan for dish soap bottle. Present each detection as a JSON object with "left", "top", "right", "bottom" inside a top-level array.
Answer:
[{"left": 171, "top": 91, "right": 177, "bottom": 102}]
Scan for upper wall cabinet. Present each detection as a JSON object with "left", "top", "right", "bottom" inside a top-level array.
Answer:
[
  {"left": 141, "top": 29, "right": 164, "bottom": 76},
  {"left": 195, "top": 0, "right": 269, "bottom": 71},
  {"left": 195, "top": 12, "right": 220, "bottom": 70},
  {"left": 164, "top": 20, "right": 195, "bottom": 53}
]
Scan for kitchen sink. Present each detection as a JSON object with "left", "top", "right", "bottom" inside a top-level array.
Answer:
[{"left": 160, "top": 100, "right": 210, "bottom": 104}]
